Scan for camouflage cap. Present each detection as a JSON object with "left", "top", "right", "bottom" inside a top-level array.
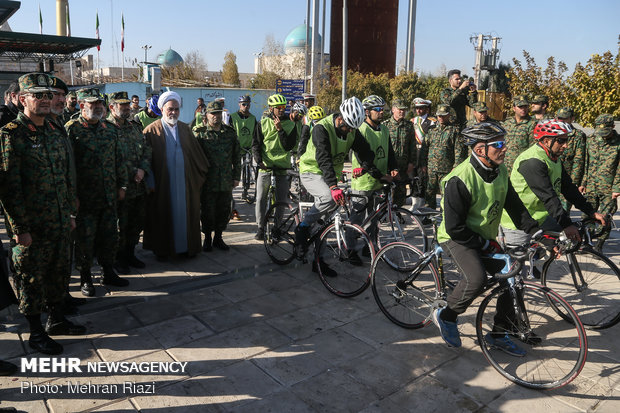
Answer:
[
  {"left": 436, "top": 104, "right": 451, "bottom": 116},
  {"left": 50, "top": 76, "right": 68, "bottom": 94},
  {"left": 108, "top": 91, "right": 131, "bottom": 104},
  {"left": 77, "top": 87, "right": 104, "bottom": 103},
  {"left": 594, "top": 113, "right": 614, "bottom": 136},
  {"left": 18, "top": 72, "right": 53, "bottom": 93},
  {"left": 206, "top": 101, "right": 223, "bottom": 113},
  {"left": 513, "top": 95, "right": 529, "bottom": 107},
  {"left": 391, "top": 98, "right": 408, "bottom": 109},
  {"left": 555, "top": 107, "right": 574, "bottom": 119},
  {"left": 472, "top": 102, "right": 488, "bottom": 112},
  {"left": 67, "top": 90, "right": 77, "bottom": 98},
  {"left": 530, "top": 94, "right": 549, "bottom": 104}
]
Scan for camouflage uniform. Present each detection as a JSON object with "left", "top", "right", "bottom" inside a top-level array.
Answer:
[
  {"left": 0, "top": 76, "right": 76, "bottom": 315},
  {"left": 501, "top": 96, "right": 537, "bottom": 173},
  {"left": 466, "top": 102, "right": 499, "bottom": 126},
  {"left": 60, "top": 106, "right": 79, "bottom": 126},
  {"left": 106, "top": 92, "right": 151, "bottom": 266},
  {"left": 66, "top": 91, "right": 128, "bottom": 274},
  {"left": 420, "top": 105, "right": 467, "bottom": 209},
  {"left": 440, "top": 85, "right": 477, "bottom": 129},
  {"left": 581, "top": 114, "right": 620, "bottom": 247},
  {"left": 384, "top": 100, "right": 417, "bottom": 206},
  {"left": 194, "top": 102, "right": 241, "bottom": 234}
]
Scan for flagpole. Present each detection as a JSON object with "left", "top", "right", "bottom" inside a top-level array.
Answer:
[
  {"left": 121, "top": 12, "right": 124, "bottom": 81},
  {"left": 96, "top": 10, "right": 100, "bottom": 84}
]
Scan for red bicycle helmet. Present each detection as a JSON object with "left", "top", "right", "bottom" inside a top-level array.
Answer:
[{"left": 533, "top": 120, "right": 571, "bottom": 140}]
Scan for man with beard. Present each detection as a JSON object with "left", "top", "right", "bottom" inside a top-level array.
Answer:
[
  {"left": 106, "top": 92, "right": 151, "bottom": 273},
  {"left": 502, "top": 95, "right": 537, "bottom": 173},
  {"left": 61, "top": 90, "right": 79, "bottom": 125},
  {"left": 530, "top": 95, "right": 550, "bottom": 122},
  {"left": 384, "top": 98, "right": 416, "bottom": 206},
  {"left": 0, "top": 81, "right": 21, "bottom": 128},
  {"left": 0, "top": 73, "right": 84, "bottom": 355},
  {"left": 66, "top": 88, "right": 129, "bottom": 297},
  {"left": 143, "top": 91, "right": 209, "bottom": 259}
]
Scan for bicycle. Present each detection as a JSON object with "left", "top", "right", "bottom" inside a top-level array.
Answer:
[
  {"left": 262, "top": 175, "right": 376, "bottom": 298},
  {"left": 240, "top": 148, "right": 256, "bottom": 204},
  {"left": 370, "top": 234, "right": 588, "bottom": 390},
  {"left": 538, "top": 215, "right": 620, "bottom": 330}
]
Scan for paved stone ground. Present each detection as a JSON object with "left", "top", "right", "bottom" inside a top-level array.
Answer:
[{"left": 0, "top": 187, "right": 619, "bottom": 412}]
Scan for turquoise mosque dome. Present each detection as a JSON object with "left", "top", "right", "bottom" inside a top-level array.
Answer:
[
  {"left": 157, "top": 48, "right": 184, "bottom": 67},
  {"left": 284, "top": 24, "right": 322, "bottom": 54}
]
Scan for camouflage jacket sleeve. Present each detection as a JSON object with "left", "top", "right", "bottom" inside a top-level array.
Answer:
[
  {"left": 115, "top": 133, "right": 129, "bottom": 189},
  {"left": 440, "top": 87, "right": 465, "bottom": 105},
  {"left": 232, "top": 130, "right": 241, "bottom": 181},
  {"left": 452, "top": 129, "right": 466, "bottom": 168},
  {"left": 571, "top": 131, "right": 586, "bottom": 187},
  {"left": 0, "top": 128, "right": 30, "bottom": 234},
  {"left": 467, "top": 90, "right": 478, "bottom": 107},
  {"left": 137, "top": 124, "right": 152, "bottom": 178}
]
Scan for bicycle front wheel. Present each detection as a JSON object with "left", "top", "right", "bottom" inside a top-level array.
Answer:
[
  {"left": 263, "top": 202, "right": 298, "bottom": 265},
  {"left": 541, "top": 248, "right": 620, "bottom": 329},
  {"left": 316, "top": 222, "right": 374, "bottom": 298},
  {"left": 371, "top": 242, "right": 441, "bottom": 329},
  {"left": 377, "top": 207, "right": 427, "bottom": 253},
  {"left": 476, "top": 282, "right": 588, "bottom": 390}
]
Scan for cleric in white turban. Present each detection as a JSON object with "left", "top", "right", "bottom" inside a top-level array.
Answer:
[{"left": 142, "top": 90, "right": 209, "bottom": 259}]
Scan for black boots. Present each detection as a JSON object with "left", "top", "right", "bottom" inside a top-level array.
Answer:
[
  {"left": 26, "top": 314, "right": 63, "bottom": 355},
  {"left": 115, "top": 245, "right": 145, "bottom": 273},
  {"left": 203, "top": 232, "right": 213, "bottom": 252},
  {"left": 45, "top": 307, "right": 86, "bottom": 336},
  {"left": 213, "top": 231, "right": 229, "bottom": 251},
  {"left": 80, "top": 270, "right": 95, "bottom": 297},
  {"left": 102, "top": 265, "right": 129, "bottom": 287},
  {"left": 127, "top": 246, "right": 145, "bottom": 268}
]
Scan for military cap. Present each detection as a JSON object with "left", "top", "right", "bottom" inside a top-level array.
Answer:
[
  {"left": 412, "top": 97, "right": 431, "bottom": 107},
  {"left": 530, "top": 94, "right": 549, "bottom": 104},
  {"left": 594, "top": 113, "right": 615, "bottom": 136},
  {"left": 108, "top": 91, "right": 131, "bottom": 104},
  {"left": 206, "top": 101, "right": 223, "bottom": 113},
  {"left": 472, "top": 102, "right": 488, "bottom": 112},
  {"left": 18, "top": 72, "right": 53, "bottom": 93},
  {"left": 512, "top": 95, "right": 529, "bottom": 107},
  {"left": 49, "top": 76, "right": 68, "bottom": 94},
  {"left": 555, "top": 107, "right": 574, "bottom": 119},
  {"left": 302, "top": 93, "right": 316, "bottom": 99},
  {"left": 391, "top": 98, "right": 408, "bottom": 109},
  {"left": 77, "top": 87, "right": 104, "bottom": 103},
  {"left": 214, "top": 97, "right": 225, "bottom": 103},
  {"left": 67, "top": 90, "right": 77, "bottom": 98},
  {"left": 436, "top": 104, "right": 451, "bottom": 116}
]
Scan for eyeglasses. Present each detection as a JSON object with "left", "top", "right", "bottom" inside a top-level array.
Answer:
[
  {"left": 27, "top": 92, "right": 54, "bottom": 100},
  {"left": 486, "top": 141, "right": 506, "bottom": 149},
  {"left": 371, "top": 107, "right": 384, "bottom": 112}
]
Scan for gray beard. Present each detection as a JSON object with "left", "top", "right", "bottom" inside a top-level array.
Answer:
[{"left": 163, "top": 115, "right": 178, "bottom": 126}]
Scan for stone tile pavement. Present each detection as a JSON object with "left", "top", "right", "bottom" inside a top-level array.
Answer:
[{"left": 0, "top": 192, "right": 619, "bottom": 412}]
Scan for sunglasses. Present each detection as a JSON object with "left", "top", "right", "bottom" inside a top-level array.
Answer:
[
  {"left": 371, "top": 107, "right": 384, "bottom": 112},
  {"left": 240, "top": 103, "right": 250, "bottom": 107},
  {"left": 274, "top": 105, "right": 286, "bottom": 110},
  {"left": 28, "top": 92, "right": 54, "bottom": 100},
  {"left": 555, "top": 138, "right": 568, "bottom": 145},
  {"left": 486, "top": 141, "right": 506, "bottom": 149}
]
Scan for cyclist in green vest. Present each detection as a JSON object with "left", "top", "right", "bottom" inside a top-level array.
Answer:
[
  {"left": 298, "top": 105, "right": 325, "bottom": 157},
  {"left": 433, "top": 123, "right": 546, "bottom": 355},
  {"left": 499, "top": 120, "right": 605, "bottom": 249},
  {"left": 348, "top": 95, "right": 398, "bottom": 261},
  {"left": 290, "top": 102, "right": 307, "bottom": 157},
  {"left": 134, "top": 94, "right": 161, "bottom": 130},
  {"left": 231, "top": 95, "right": 257, "bottom": 210},
  {"left": 252, "top": 93, "right": 298, "bottom": 240},
  {"left": 295, "top": 97, "right": 383, "bottom": 275}
]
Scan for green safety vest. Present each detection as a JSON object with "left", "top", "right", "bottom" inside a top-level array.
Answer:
[
  {"left": 299, "top": 114, "right": 356, "bottom": 180},
  {"left": 136, "top": 110, "right": 159, "bottom": 130},
  {"left": 501, "top": 143, "right": 562, "bottom": 229},
  {"left": 437, "top": 159, "right": 509, "bottom": 243},
  {"left": 351, "top": 122, "right": 389, "bottom": 191},
  {"left": 260, "top": 116, "right": 295, "bottom": 170},
  {"left": 230, "top": 112, "right": 256, "bottom": 149}
]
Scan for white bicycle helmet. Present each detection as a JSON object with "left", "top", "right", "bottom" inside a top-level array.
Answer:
[
  {"left": 362, "top": 94, "right": 386, "bottom": 110},
  {"left": 340, "top": 97, "right": 365, "bottom": 129},
  {"left": 292, "top": 102, "right": 308, "bottom": 116}
]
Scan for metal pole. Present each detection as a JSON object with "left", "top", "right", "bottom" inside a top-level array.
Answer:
[
  {"left": 320, "top": 0, "right": 326, "bottom": 84},
  {"left": 405, "top": 0, "right": 417, "bottom": 72},
  {"left": 341, "top": 0, "right": 348, "bottom": 103},
  {"left": 69, "top": 59, "right": 74, "bottom": 85},
  {"left": 310, "top": 0, "right": 319, "bottom": 94},
  {"left": 305, "top": 0, "right": 311, "bottom": 93}
]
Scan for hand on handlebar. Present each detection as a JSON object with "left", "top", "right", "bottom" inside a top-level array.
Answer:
[
  {"left": 330, "top": 186, "right": 345, "bottom": 205},
  {"left": 482, "top": 239, "right": 503, "bottom": 255},
  {"left": 593, "top": 212, "right": 607, "bottom": 227}
]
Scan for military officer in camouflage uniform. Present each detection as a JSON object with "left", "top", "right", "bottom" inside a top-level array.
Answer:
[
  {"left": 420, "top": 103, "right": 467, "bottom": 209},
  {"left": 384, "top": 98, "right": 417, "bottom": 206},
  {"left": 106, "top": 91, "right": 151, "bottom": 273},
  {"left": 440, "top": 69, "right": 478, "bottom": 130},
  {"left": 530, "top": 95, "right": 550, "bottom": 122},
  {"left": 66, "top": 88, "right": 129, "bottom": 296},
  {"left": 580, "top": 114, "right": 620, "bottom": 251},
  {"left": 61, "top": 90, "right": 79, "bottom": 125},
  {"left": 557, "top": 107, "right": 587, "bottom": 210},
  {"left": 0, "top": 73, "right": 85, "bottom": 355},
  {"left": 194, "top": 101, "right": 241, "bottom": 251},
  {"left": 467, "top": 102, "right": 498, "bottom": 126},
  {"left": 502, "top": 95, "right": 537, "bottom": 172}
]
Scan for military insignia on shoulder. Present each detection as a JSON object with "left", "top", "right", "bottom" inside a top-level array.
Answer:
[
  {"left": 27, "top": 124, "right": 36, "bottom": 132},
  {"left": 4, "top": 122, "right": 17, "bottom": 130}
]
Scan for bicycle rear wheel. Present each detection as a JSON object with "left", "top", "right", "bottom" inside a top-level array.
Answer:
[
  {"left": 377, "top": 207, "right": 427, "bottom": 253},
  {"left": 476, "top": 282, "right": 587, "bottom": 390},
  {"left": 371, "top": 242, "right": 441, "bottom": 329},
  {"left": 263, "top": 202, "right": 298, "bottom": 265},
  {"left": 316, "top": 222, "right": 374, "bottom": 298},
  {"left": 541, "top": 248, "right": 620, "bottom": 329}
]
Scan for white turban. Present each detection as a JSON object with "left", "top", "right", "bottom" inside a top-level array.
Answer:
[{"left": 158, "top": 91, "right": 181, "bottom": 110}]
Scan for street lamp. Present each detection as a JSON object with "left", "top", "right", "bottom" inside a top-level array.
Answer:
[{"left": 141, "top": 45, "right": 152, "bottom": 63}]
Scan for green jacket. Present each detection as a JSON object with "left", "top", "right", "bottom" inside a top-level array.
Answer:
[
  {"left": 420, "top": 123, "right": 466, "bottom": 174},
  {"left": 383, "top": 116, "right": 416, "bottom": 172},
  {"left": 194, "top": 122, "right": 241, "bottom": 192}
]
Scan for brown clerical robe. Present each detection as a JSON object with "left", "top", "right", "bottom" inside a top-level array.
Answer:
[{"left": 143, "top": 119, "right": 209, "bottom": 257}]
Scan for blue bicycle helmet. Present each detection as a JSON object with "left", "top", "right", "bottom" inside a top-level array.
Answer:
[{"left": 149, "top": 94, "right": 161, "bottom": 116}]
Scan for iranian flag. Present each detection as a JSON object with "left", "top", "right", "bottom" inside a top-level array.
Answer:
[
  {"left": 38, "top": 4, "right": 42, "bottom": 34},
  {"left": 96, "top": 11, "right": 100, "bottom": 51},
  {"left": 120, "top": 13, "right": 125, "bottom": 52}
]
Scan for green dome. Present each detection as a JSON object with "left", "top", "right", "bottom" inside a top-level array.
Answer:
[
  {"left": 284, "top": 24, "right": 322, "bottom": 54},
  {"left": 157, "top": 48, "right": 184, "bottom": 67}
]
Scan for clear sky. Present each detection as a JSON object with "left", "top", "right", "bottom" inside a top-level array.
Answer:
[{"left": 7, "top": 0, "right": 620, "bottom": 77}]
